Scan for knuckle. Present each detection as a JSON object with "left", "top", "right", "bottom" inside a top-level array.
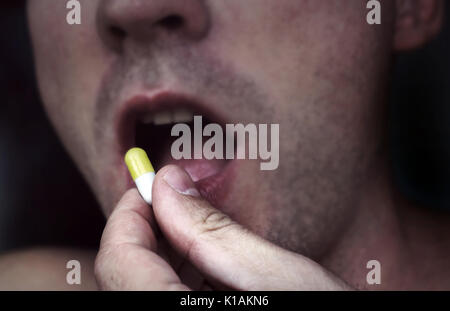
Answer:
[
  {"left": 197, "top": 209, "right": 238, "bottom": 238},
  {"left": 184, "top": 208, "right": 245, "bottom": 265}
]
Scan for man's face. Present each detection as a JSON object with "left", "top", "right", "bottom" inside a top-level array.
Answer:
[{"left": 28, "top": 0, "right": 395, "bottom": 257}]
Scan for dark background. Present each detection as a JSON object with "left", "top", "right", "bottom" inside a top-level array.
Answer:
[
  {"left": 1, "top": 3, "right": 450, "bottom": 252},
  {"left": 0, "top": 2, "right": 105, "bottom": 252}
]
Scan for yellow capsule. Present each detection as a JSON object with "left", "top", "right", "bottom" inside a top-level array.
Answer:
[
  {"left": 124, "top": 147, "right": 155, "bottom": 180},
  {"left": 125, "top": 148, "right": 155, "bottom": 205}
]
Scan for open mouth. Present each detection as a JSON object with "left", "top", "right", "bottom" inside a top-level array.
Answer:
[{"left": 117, "top": 93, "right": 235, "bottom": 206}]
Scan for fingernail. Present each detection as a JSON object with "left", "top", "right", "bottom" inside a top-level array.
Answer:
[{"left": 163, "top": 166, "right": 201, "bottom": 197}]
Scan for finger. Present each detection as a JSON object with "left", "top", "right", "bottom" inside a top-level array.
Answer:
[
  {"left": 94, "top": 188, "right": 189, "bottom": 291},
  {"left": 152, "top": 165, "right": 350, "bottom": 290}
]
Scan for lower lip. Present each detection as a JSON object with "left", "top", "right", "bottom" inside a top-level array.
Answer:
[{"left": 170, "top": 158, "right": 235, "bottom": 209}]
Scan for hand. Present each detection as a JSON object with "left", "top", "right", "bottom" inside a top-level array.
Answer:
[{"left": 94, "top": 165, "right": 351, "bottom": 290}]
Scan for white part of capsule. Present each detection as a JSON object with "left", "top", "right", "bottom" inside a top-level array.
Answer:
[{"left": 134, "top": 172, "right": 155, "bottom": 205}]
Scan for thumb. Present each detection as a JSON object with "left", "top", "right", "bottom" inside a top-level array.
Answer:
[
  {"left": 152, "top": 165, "right": 348, "bottom": 290},
  {"left": 152, "top": 165, "right": 252, "bottom": 289}
]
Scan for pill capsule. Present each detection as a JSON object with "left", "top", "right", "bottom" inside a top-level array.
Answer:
[{"left": 124, "top": 147, "right": 155, "bottom": 205}]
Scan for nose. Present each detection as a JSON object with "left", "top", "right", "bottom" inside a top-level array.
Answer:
[{"left": 97, "top": 0, "right": 210, "bottom": 51}]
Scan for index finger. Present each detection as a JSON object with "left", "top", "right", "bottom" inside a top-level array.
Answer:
[
  {"left": 94, "top": 188, "right": 188, "bottom": 290},
  {"left": 100, "top": 188, "right": 157, "bottom": 251}
]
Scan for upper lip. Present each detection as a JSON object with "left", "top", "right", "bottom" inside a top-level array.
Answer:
[{"left": 115, "top": 89, "right": 228, "bottom": 156}]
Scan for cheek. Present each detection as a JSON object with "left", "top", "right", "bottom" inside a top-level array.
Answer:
[
  {"left": 207, "top": 0, "right": 393, "bottom": 113},
  {"left": 28, "top": 0, "right": 107, "bottom": 151}
]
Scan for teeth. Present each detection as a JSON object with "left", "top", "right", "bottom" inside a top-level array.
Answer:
[
  {"left": 173, "top": 108, "right": 194, "bottom": 123},
  {"left": 153, "top": 111, "right": 173, "bottom": 125},
  {"left": 141, "top": 114, "right": 154, "bottom": 125},
  {"left": 139, "top": 109, "right": 195, "bottom": 125}
]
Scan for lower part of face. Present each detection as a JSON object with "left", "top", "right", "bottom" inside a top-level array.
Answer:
[{"left": 28, "top": 0, "right": 394, "bottom": 258}]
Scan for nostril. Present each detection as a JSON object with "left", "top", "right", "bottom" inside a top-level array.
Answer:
[
  {"left": 109, "top": 25, "right": 127, "bottom": 39},
  {"left": 158, "top": 15, "right": 184, "bottom": 30}
]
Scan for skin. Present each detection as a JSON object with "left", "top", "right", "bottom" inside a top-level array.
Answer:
[{"left": 0, "top": 0, "right": 448, "bottom": 290}]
